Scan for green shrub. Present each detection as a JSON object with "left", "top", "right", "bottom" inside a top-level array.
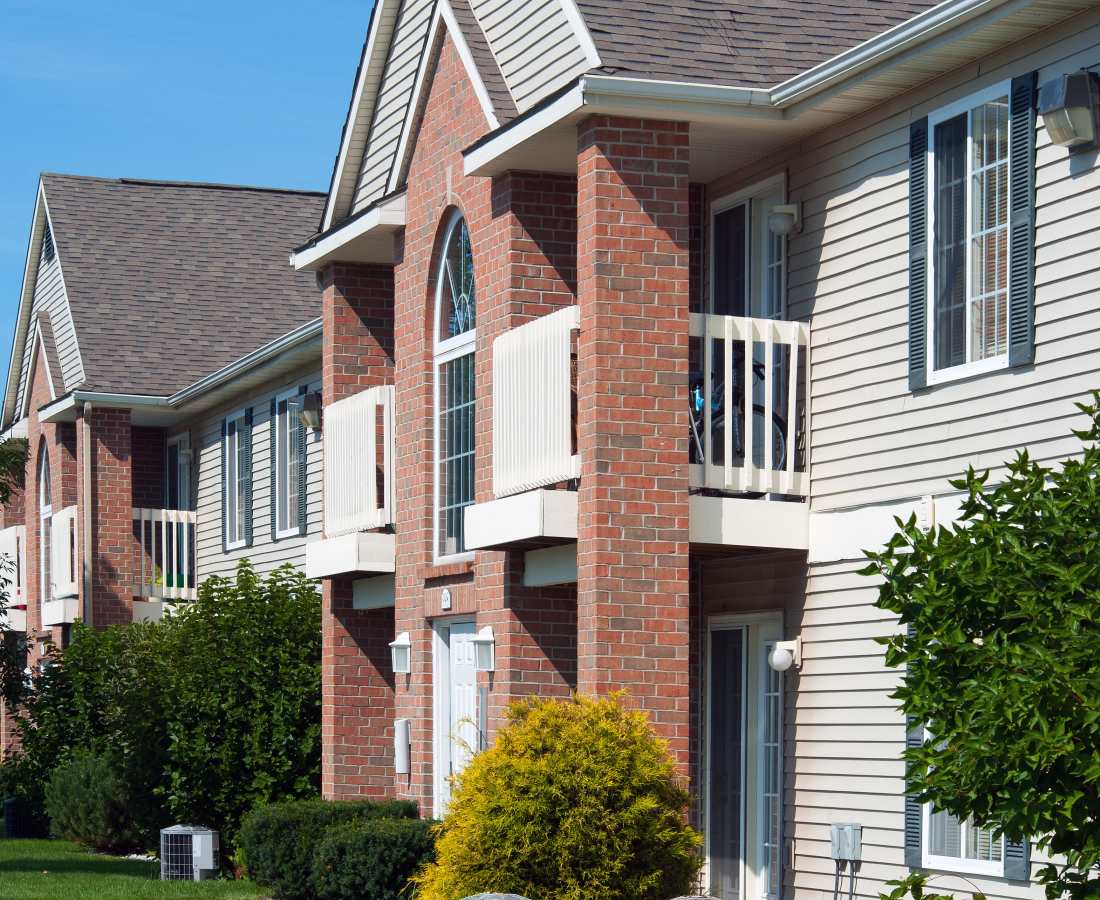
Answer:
[
  {"left": 312, "top": 818, "right": 435, "bottom": 900},
  {"left": 0, "top": 752, "right": 49, "bottom": 838},
  {"left": 414, "top": 693, "right": 702, "bottom": 900},
  {"left": 240, "top": 798, "right": 419, "bottom": 898},
  {"left": 44, "top": 750, "right": 142, "bottom": 852}
]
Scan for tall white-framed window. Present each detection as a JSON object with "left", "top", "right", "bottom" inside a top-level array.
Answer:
[
  {"left": 223, "top": 408, "right": 249, "bottom": 550},
  {"left": 166, "top": 432, "right": 191, "bottom": 511},
  {"left": 433, "top": 210, "right": 476, "bottom": 563},
  {"left": 37, "top": 445, "right": 51, "bottom": 604},
  {"left": 923, "top": 806, "right": 1005, "bottom": 877},
  {"left": 274, "top": 387, "right": 302, "bottom": 538},
  {"left": 926, "top": 80, "right": 1012, "bottom": 385}
]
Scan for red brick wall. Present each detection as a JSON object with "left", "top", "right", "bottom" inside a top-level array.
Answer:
[
  {"left": 574, "top": 115, "right": 693, "bottom": 772},
  {"left": 84, "top": 407, "right": 134, "bottom": 627},
  {"left": 131, "top": 427, "right": 166, "bottom": 510},
  {"left": 389, "top": 33, "right": 580, "bottom": 813},
  {"left": 319, "top": 261, "right": 398, "bottom": 801}
]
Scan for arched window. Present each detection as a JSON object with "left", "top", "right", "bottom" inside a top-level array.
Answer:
[
  {"left": 38, "top": 446, "right": 51, "bottom": 605},
  {"left": 433, "top": 211, "right": 476, "bottom": 561}
]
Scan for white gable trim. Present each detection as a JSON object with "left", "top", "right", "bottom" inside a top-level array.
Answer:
[
  {"left": 387, "top": 0, "right": 499, "bottom": 196},
  {"left": 3, "top": 183, "right": 84, "bottom": 428},
  {"left": 325, "top": 0, "right": 502, "bottom": 230},
  {"left": 558, "top": 0, "right": 601, "bottom": 70},
  {"left": 322, "top": 0, "right": 402, "bottom": 232},
  {"left": 17, "top": 318, "right": 57, "bottom": 421}
]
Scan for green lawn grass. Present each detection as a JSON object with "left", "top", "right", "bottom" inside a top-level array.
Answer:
[{"left": 0, "top": 839, "right": 266, "bottom": 899}]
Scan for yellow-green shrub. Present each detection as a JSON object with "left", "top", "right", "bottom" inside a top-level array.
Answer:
[{"left": 414, "top": 693, "right": 701, "bottom": 900}]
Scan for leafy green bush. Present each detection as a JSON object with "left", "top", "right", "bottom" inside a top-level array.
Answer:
[
  {"left": 44, "top": 750, "right": 142, "bottom": 852},
  {"left": 414, "top": 693, "right": 701, "bottom": 900},
  {"left": 865, "top": 396, "right": 1100, "bottom": 899},
  {"left": 240, "top": 798, "right": 418, "bottom": 898},
  {"left": 2, "top": 561, "right": 322, "bottom": 856},
  {"left": 0, "top": 752, "right": 49, "bottom": 838},
  {"left": 312, "top": 818, "right": 435, "bottom": 900}
]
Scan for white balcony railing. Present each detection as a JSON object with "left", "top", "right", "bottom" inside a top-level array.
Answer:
[
  {"left": 492, "top": 305, "right": 579, "bottom": 498},
  {"left": 133, "top": 508, "right": 197, "bottom": 601},
  {"left": 689, "top": 313, "right": 810, "bottom": 497},
  {"left": 323, "top": 385, "right": 395, "bottom": 536}
]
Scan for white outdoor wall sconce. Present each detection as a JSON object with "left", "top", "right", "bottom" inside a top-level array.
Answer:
[
  {"left": 471, "top": 625, "right": 496, "bottom": 673},
  {"left": 768, "top": 637, "right": 802, "bottom": 672},
  {"left": 390, "top": 632, "right": 412, "bottom": 675},
  {"left": 767, "top": 202, "right": 801, "bottom": 236}
]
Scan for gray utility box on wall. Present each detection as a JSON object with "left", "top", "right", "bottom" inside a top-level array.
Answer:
[{"left": 831, "top": 823, "right": 863, "bottom": 862}]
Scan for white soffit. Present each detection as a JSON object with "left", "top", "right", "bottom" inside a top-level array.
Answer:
[
  {"left": 464, "top": 489, "right": 578, "bottom": 550},
  {"left": 292, "top": 194, "right": 406, "bottom": 271}
]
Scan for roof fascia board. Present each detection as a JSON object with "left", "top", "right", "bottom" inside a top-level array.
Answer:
[
  {"left": 559, "top": 0, "right": 601, "bottom": 69},
  {"left": 35, "top": 326, "right": 57, "bottom": 402},
  {"left": 291, "top": 193, "right": 407, "bottom": 271},
  {"left": 769, "top": 0, "right": 1012, "bottom": 106},
  {"left": 322, "top": 0, "right": 396, "bottom": 232},
  {"left": 3, "top": 183, "right": 46, "bottom": 428},
  {"left": 168, "top": 318, "right": 323, "bottom": 407},
  {"left": 464, "top": 82, "right": 584, "bottom": 175},
  {"left": 39, "top": 391, "right": 172, "bottom": 424},
  {"left": 388, "top": 0, "right": 499, "bottom": 196}
]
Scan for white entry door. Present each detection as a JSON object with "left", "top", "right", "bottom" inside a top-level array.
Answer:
[
  {"left": 706, "top": 613, "right": 784, "bottom": 900},
  {"left": 433, "top": 619, "right": 478, "bottom": 817}
]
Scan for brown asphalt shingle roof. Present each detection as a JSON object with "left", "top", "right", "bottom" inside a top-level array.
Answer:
[
  {"left": 41, "top": 173, "right": 324, "bottom": 397},
  {"left": 577, "top": 0, "right": 943, "bottom": 88}
]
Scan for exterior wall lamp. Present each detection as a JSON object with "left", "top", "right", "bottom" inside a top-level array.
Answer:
[
  {"left": 767, "top": 202, "right": 802, "bottom": 237},
  {"left": 768, "top": 637, "right": 802, "bottom": 672},
  {"left": 471, "top": 625, "right": 496, "bottom": 673},
  {"left": 1039, "top": 71, "right": 1100, "bottom": 152},
  {"left": 390, "top": 631, "right": 412, "bottom": 675},
  {"left": 296, "top": 392, "right": 323, "bottom": 430}
]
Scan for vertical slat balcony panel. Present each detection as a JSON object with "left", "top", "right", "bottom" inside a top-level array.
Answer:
[
  {"left": 322, "top": 386, "right": 395, "bottom": 536},
  {"left": 784, "top": 333, "right": 800, "bottom": 496},
  {"left": 764, "top": 321, "right": 774, "bottom": 494},
  {"left": 703, "top": 319, "right": 714, "bottom": 489},
  {"left": 492, "top": 305, "right": 580, "bottom": 497}
]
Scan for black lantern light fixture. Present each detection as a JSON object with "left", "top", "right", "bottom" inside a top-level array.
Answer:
[{"left": 1039, "top": 70, "right": 1100, "bottom": 152}]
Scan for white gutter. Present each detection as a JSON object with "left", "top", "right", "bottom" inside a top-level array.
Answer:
[
  {"left": 39, "top": 392, "right": 171, "bottom": 423},
  {"left": 168, "top": 318, "right": 322, "bottom": 406},
  {"left": 291, "top": 195, "right": 406, "bottom": 272},
  {"left": 581, "top": 74, "right": 776, "bottom": 117},
  {"left": 769, "top": 0, "right": 1012, "bottom": 106}
]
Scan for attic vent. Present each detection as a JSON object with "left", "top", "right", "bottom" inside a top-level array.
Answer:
[{"left": 41, "top": 225, "right": 55, "bottom": 264}]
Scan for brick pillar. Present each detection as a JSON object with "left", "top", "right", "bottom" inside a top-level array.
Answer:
[
  {"left": 575, "top": 116, "right": 693, "bottom": 770},
  {"left": 320, "top": 262, "right": 397, "bottom": 801},
  {"left": 86, "top": 407, "right": 135, "bottom": 627}
]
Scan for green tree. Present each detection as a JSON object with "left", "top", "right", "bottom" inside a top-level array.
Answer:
[
  {"left": 864, "top": 395, "right": 1100, "bottom": 900},
  {"left": 0, "top": 436, "right": 28, "bottom": 709}
]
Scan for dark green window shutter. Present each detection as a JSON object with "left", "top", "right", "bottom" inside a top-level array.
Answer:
[
  {"left": 908, "top": 118, "right": 929, "bottom": 391},
  {"left": 904, "top": 716, "right": 924, "bottom": 868},
  {"left": 1004, "top": 837, "right": 1031, "bottom": 881},
  {"left": 297, "top": 385, "right": 308, "bottom": 536},
  {"left": 269, "top": 398, "right": 279, "bottom": 543},
  {"left": 243, "top": 407, "right": 254, "bottom": 547},
  {"left": 220, "top": 418, "right": 228, "bottom": 554},
  {"left": 1008, "top": 72, "right": 1038, "bottom": 367}
]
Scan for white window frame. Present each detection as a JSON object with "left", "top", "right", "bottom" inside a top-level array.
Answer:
[
  {"left": 703, "top": 611, "right": 784, "bottom": 900},
  {"left": 709, "top": 173, "right": 788, "bottom": 321},
  {"left": 38, "top": 446, "right": 52, "bottom": 604},
  {"left": 273, "top": 386, "right": 301, "bottom": 540},
  {"left": 166, "top": 432, "right": 191, "bottom": 512},
  {"left": 433, "top": 209, "right": 477, "bottom": 565},
  {"left": 223, "top": 407, "right": 248, "bottom": 551},
  {"left": 925, "top": 80, "right": 1013, "bottom": 387},
  {"left": 921, "top": 803, "right": 1006, "bottom": 877}
]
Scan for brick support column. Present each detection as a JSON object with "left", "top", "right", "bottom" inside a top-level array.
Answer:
[
  {"left": 575, "top": 116, "right": 693, "bottom": 770},
  {"left": 320, "top": 262, "right": 397, "bottom": 801},
  {"left": 85, "top": 407, "right": 134, "bottom": 627}
]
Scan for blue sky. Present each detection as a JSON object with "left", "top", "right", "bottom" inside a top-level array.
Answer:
[{"left": 0, "top": 0, "right": 369, "bottom": 377}]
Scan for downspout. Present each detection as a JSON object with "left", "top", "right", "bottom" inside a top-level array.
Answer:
[{"left": 81, "top": 402, "right": 93, "bottom": 627}]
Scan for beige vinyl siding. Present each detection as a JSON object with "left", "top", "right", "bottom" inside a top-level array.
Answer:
[
  {"left": 703, "top": 552, "right": 1046, "bottom": 900},
  {"left": 15, "top": 242, "right": 82, "bottom": 414},
  {"left": 352, "top": 0, "right": 434, "bottom": 214},
  {"left": 707, "top": 9, "right": 1100, "bottom": 514},
  {"left": 469, "top": 0, "right": 588, "bottom": 111},
  {"left": 188, "top": 369, "right": 323, "bottom": 581}
]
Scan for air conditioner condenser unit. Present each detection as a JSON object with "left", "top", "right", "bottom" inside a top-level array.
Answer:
[{"left": 160, "top": 824, "right": 219, "bottom": 881}]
